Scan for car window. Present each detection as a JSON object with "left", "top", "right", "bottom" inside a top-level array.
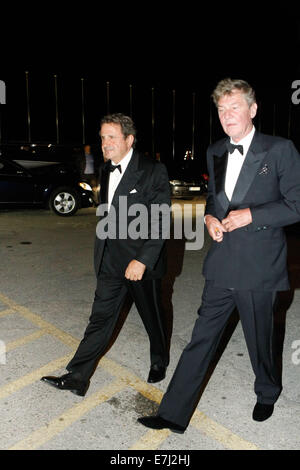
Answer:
[
  {"left": 2, "top": 145, "right": 34, "bottom": 159},
  {"left": 0, "top": 159, "right": 24, "bottom": 176}
]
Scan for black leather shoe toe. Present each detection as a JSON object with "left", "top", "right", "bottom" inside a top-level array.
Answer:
[
  {"left": 252, "top": 402, "right": 274, "bottom": 421},
  {"left": 147, "top": 366, "right": 166, "bottom": 383},
  {"left": 41, "top": 373, "right": 89, "bottom": 397},
  {"left": 138, "top": 415, "right": 185, "bottom": 434}
]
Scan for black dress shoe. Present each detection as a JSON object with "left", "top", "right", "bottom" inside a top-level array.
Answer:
[
  {"left": 41, "top": 373, "right": 89, "bottom": 397},
  {"left": 147, "top": 366, "right": 166, "bottom": 383},
  {"left": 252, "top": 402, "right": 274, "bottom": 421},
  {"left": 138, "top": 415, "right": 185, "bottom": 434}
]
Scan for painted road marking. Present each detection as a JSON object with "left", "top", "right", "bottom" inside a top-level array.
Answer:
[
  {"left": 6, "top": 329, "right": 47, "bottom": 352},
  {"left": 0, "top": 293, "right": 78, "bottom": 349},
  {"left": 130, "top": 429, "right": 171, "bottom": 450},
  {"left": 190, "top": 411, "right": 259, "bottom": 450},
  {"left": 101, "top": 357, "right": 259, "bottom": 451},
  {"left": 0, "top": 353, "right": 74, "bottom": 400},
  {"left": 9, "top": 379, "right": 127, "bottom": 450},
  {"left": 0, "top": 293, "right": 259, "bottom": 450},
  {"left": 0, "top": 308, "right": 15, "bottom": 317}
]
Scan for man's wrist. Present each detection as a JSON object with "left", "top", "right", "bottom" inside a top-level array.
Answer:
[{"left": 204, "top": 214, "right": 214, "bottom": 225}]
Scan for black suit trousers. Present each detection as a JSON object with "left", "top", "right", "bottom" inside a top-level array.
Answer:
[
  {"left": 66, "top": 273, "right": 169, "bottom": 381},
  {"left": 158, "top": 281, "right": 282, "bottom": 428}
]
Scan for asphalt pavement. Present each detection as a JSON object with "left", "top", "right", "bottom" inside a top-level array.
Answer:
[{"left": 0, "top": 201, "right": 299, "bottom": 454}]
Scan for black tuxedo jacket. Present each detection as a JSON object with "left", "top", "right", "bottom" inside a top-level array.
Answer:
[
  {"left": 203, "top": 131, "right": 300, "bottom": 291},
  {"left": 94, "top": 150, "right": 171, "bottom": 280}
]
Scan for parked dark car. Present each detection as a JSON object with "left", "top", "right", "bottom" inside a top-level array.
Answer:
[
  {"left": 0, "top": 142, "right": 83, "bottom": 165},
  {"left": 0, "top": 155, "right": 94, "bottom": 216},
  {"left": 168, "top": 157, "right": 208, "bottom": 199}
]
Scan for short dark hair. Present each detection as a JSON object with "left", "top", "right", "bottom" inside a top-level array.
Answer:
[{"left": 100, "top": 113, "right": 137, "bottom": 148}]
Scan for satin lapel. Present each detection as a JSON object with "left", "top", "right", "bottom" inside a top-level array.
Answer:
[
  {"left": 213, "top": 150, "right": 230, "bottom": 213},
  {"left": 99, "top": 164, "right": 110, "bottom": 204},
  {"left": 230, "top": 136, "right": 267, "bottom": 207}
]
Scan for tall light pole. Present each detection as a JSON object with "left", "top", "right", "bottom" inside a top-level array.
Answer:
[
  {"left": 81, "top": 78, "right": 86, "bottom": 145},
  {"left": 0, "top": 79, "right": 5, "bottom": 144},
  {"left": 192, "top": 92, "right": 196, "bottom": 158},
  {"left": 273, "top": 102, "right": 276, "bottom": 136},
  {"left": 172, "top": 89, "right": 175, "bottom": 161},
  {"left": 106, "top": 81, "right": 110, "bottom": 114},
  {"left": 25, "top": 71, "right": 31, "bottom": 143},
  {"left": 129, "top": 84, "right": 133, "bottom": 118},
  {"left": 152, "top": 87, "right": 155, "bottom": 158},
  {"left": 54, "top": 74, "right": 60, "bottom": 144},
  {"left": 287, "top": 101, "right": 292, "bottom": 139},
  {"left": 209, "top": 99, "right": 213, "bottom": 145}
]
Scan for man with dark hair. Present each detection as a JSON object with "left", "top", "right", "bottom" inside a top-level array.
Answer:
[
  {"left": 138, "top": 78, "right": 300, "bottom": 433},
  {"left": 100, "top": 113, "right": 137, "bottom": 145},
  {"left": 79, "top": 144, "right": 99, "bottom": 203},
  {"left": 41, "top": 113, "right": 171, "bottom": 395}
]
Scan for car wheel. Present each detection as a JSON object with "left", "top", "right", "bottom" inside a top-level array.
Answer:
[{"left": 49, "top": 186, "right": 80, "bottom": 216}]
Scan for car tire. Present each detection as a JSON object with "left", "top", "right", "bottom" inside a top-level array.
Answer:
[{"left": 49, "top": 186, "right": 80, "bottom": 216}]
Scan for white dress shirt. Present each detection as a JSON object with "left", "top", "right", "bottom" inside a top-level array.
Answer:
[
  {"left": 108, "top": 148, "right": 133, "bottom": 211},
  {"left": 225, "top": 126, "right": 255, "bottom": 200}
]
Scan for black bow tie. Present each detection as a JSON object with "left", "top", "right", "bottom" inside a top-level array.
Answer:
[
  {"left": 226, "top": 142, "right": 244, "bottom": 155},
  {"left": 109, "top": 164, "right": 122, "bottom": 174}
]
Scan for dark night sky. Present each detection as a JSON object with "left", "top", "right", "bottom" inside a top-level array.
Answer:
[
  {"left": 1, "top": 6, "right": 300, "bottom": 170},
  {"left": 2, "top": 6, "right": 299, "bottom": 86}
]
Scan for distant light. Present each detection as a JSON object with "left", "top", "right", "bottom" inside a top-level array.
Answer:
[{"left": 0, "top": 80, "right": 6, "bottom": 104}]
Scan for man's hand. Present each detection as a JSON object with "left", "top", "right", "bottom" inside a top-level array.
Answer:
[
  {"left": 205, "top": 215, "right": 227, "bottom": 242},
  {"left": 221, "top": 208, "right": 252, "bottom": 232},
  {"left": 125, "top": 260, "right": 146, "bottom": 281}
]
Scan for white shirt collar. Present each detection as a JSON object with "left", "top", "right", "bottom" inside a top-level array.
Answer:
[
  {"left": 230, "top": 126, "right": 255, "bottom": 156},
  {"left": 111, "top": 148, "right": 133, "bottom": 173}
]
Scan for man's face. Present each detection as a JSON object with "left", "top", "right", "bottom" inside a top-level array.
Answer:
[
  {"left": 217, "top": 90, "right": 257, "bottom": 142},
  {"left": 100, "top": 123, "right": 133, "bottom": 164}
]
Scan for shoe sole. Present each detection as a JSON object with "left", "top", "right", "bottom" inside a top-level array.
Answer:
[
  {"left": 147, "top": 374, "right": 166, "bottom": 384},
  {"left": 252, "top": 414, "right": 273, "bottom": 422},
  {"left": 70, "top": 388, "right": 88, "bottom": 397},
  {"left": 140, "top": 423, "right": 185, "bottom": 434},
  {"left": 169, "top": 427, "right": 185, "bottom": 434},
  {"left": 138, "top": 418, "right": 185, "bottom": 434},
  {"left": 41, "top": 378, "right": 89, "bottom": 397}
]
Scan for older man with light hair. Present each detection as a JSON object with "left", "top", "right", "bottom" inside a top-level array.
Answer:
[{"left": 138, "top": 78, "right": 300, "bottom": 433}]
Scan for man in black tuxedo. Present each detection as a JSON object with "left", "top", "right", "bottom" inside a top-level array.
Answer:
[
  {"left": 138, "top": 78, "right": 300, "bottom": 433},
  {"left": 41, "top": 113, "right": 171, "bottom": 395}
]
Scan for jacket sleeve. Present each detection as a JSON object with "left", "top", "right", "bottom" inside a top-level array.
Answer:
[
  {"left": 134, "top": 163, "right": 171, "bottom": 270},
  {"left": 204, "top": 149, "right": 217, "bottom": 218},
  {"left": 250, "top": 140, "right": 300, "bottom": 230}
]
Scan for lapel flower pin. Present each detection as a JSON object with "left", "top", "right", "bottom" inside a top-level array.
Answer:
[{"left": 259, "top": 164, "right": 269, "bottom": 175}]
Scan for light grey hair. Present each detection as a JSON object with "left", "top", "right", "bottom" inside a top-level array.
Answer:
[{"left": 212, "top": 78, "right": 256, "bottom": 107}]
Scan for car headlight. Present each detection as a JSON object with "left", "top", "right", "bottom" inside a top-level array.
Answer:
[{"left": 79, "top": 182, "right": 93, "bottom": 191}]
